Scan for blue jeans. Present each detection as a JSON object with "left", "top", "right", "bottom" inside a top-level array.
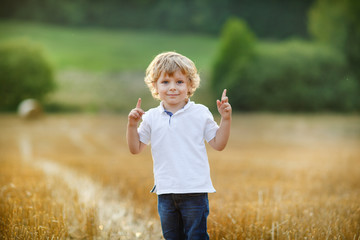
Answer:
[{"left": 157, "top": 193, "right": 210, "bottom": 240}]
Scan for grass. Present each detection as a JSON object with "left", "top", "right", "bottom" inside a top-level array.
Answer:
[
  {"left": 0, "top": 113, "right": 359, "bottom": 239},
  {"left": 0, "top": 20, "right": 218, "bottom": 112},
  {"left": 0, "top": 159, "right": 99, "bottom": 239},
  {"left": 0, "top": 21, "right": 218, "bottom": 72},
  {"left": 0, "top": 160, "right": 67, "bottom": 239}
]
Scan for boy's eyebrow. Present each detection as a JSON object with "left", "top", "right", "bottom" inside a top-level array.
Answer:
[{"left": 176, "top": 77, "right": 186, "bottom": 81}]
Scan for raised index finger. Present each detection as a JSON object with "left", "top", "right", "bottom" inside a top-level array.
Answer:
[
  {"left": 136, "top": 98, "right": 142, "bottom": 108},
  {"left": 222, "top": 89, "right": 227, "bottom": 99}
]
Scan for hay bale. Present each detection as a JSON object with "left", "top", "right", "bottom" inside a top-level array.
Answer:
[{"left": 18, "top": 99, "right": 43, "bottom": 119}]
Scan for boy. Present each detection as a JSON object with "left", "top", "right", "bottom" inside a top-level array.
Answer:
[{"left": 127, "top": 51, "right": 231, "bottom": 239}]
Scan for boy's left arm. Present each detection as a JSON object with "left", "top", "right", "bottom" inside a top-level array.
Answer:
[{"left": 209, "top": 89, "right": 232, "bottom": 151}]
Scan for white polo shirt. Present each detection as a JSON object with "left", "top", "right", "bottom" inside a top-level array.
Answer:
[{"left": 138, "top": 100, "right": 219, "bottom": 195}]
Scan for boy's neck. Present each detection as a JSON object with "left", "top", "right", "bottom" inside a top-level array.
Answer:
[{"left": 163, "top": 99, "right": 188, "bottom": 114}]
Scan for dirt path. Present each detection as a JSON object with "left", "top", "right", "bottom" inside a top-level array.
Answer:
[{"left": 18, "top": 133, "right": 162, "bottom": 239}]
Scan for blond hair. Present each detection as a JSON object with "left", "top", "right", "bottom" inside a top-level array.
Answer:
[{"left": 144, "top": 52, "right": 200, "bottom": 100}]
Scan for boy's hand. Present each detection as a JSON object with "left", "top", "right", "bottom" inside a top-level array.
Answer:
[
  {"left": 217, "top": 89, "right": 232, "bottom": 120},
  {"left": 128, "top": 98, "right": 145, "bottom": 126}
]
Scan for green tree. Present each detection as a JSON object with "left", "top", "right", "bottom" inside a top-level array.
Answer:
[
  {"left": 0, "top": 40, "right": 55, "bottom": 111},
  {"left": 210, "top": 17, "right": 256, "bottom": 97}
]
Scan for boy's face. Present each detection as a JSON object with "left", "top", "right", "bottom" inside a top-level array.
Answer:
[{"left": 154, "top": 70, "right": 190, "bottom": 110}]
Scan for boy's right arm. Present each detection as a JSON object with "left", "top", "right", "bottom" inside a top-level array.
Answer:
[{"left": 127, "top": 98, "right": 146, "bottom": 154}]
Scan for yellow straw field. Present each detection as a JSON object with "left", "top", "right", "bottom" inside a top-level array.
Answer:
[{"left": 0, "top": 113, "right": 359, "bottom": 239}]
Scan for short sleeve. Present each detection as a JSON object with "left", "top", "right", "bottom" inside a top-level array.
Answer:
[
  {"left": 203, "top": 108, "right": 219, "bottom": 143},
  {"left": 138, "top": 112, "right": 151, "bottom": 145}
]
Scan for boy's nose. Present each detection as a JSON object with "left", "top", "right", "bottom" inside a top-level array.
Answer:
[{"left": 169, "top": 83, "right": 176, "bottom": 90}]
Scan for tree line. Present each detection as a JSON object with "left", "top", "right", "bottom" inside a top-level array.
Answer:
[
  {"left": 1, "top": 0, "right": 359, "bottom": 112},
  {"left": 1, "top": 0, "right": 313, "bottom": 39}
]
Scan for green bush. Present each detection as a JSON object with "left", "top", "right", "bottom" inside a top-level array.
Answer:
[
  {"left": 212, "top": 17, "right": 359, "bottom": 112},
  {"left": 0, "top": 39, "right": 55, "bottom": 111},
  {"left": 225, "top": 40, "right": 358, "bottom": 111},
  {"left": 211, "top": 17, "right": 256, "bottom": 97}
]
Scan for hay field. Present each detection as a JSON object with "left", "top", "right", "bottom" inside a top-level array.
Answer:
[{"left": 0, "top": 113, "right": 359, "bottom": 239}]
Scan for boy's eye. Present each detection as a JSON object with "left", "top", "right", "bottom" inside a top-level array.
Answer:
[
  {"left": 177, "top": 80, "right": 184, "bottom": 84},
  {"left": 161, "top": 80, "right": 169, "bottom": 84}
]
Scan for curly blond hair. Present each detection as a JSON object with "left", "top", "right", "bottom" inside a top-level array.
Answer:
[{"left": 144, "top": 52, "right": 200, "bottom": 100}]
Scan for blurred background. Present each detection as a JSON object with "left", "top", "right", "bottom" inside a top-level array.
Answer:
[
  {"left": 1, "top": 1, "right": 360, "bottom": 239},
  {"left": 1, "top": 0, "right": 359, "bottom": 114}
]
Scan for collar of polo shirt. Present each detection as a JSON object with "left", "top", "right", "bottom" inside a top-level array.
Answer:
[{"left": 158, "top": 100, "right": 193, "bottom": 115}]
